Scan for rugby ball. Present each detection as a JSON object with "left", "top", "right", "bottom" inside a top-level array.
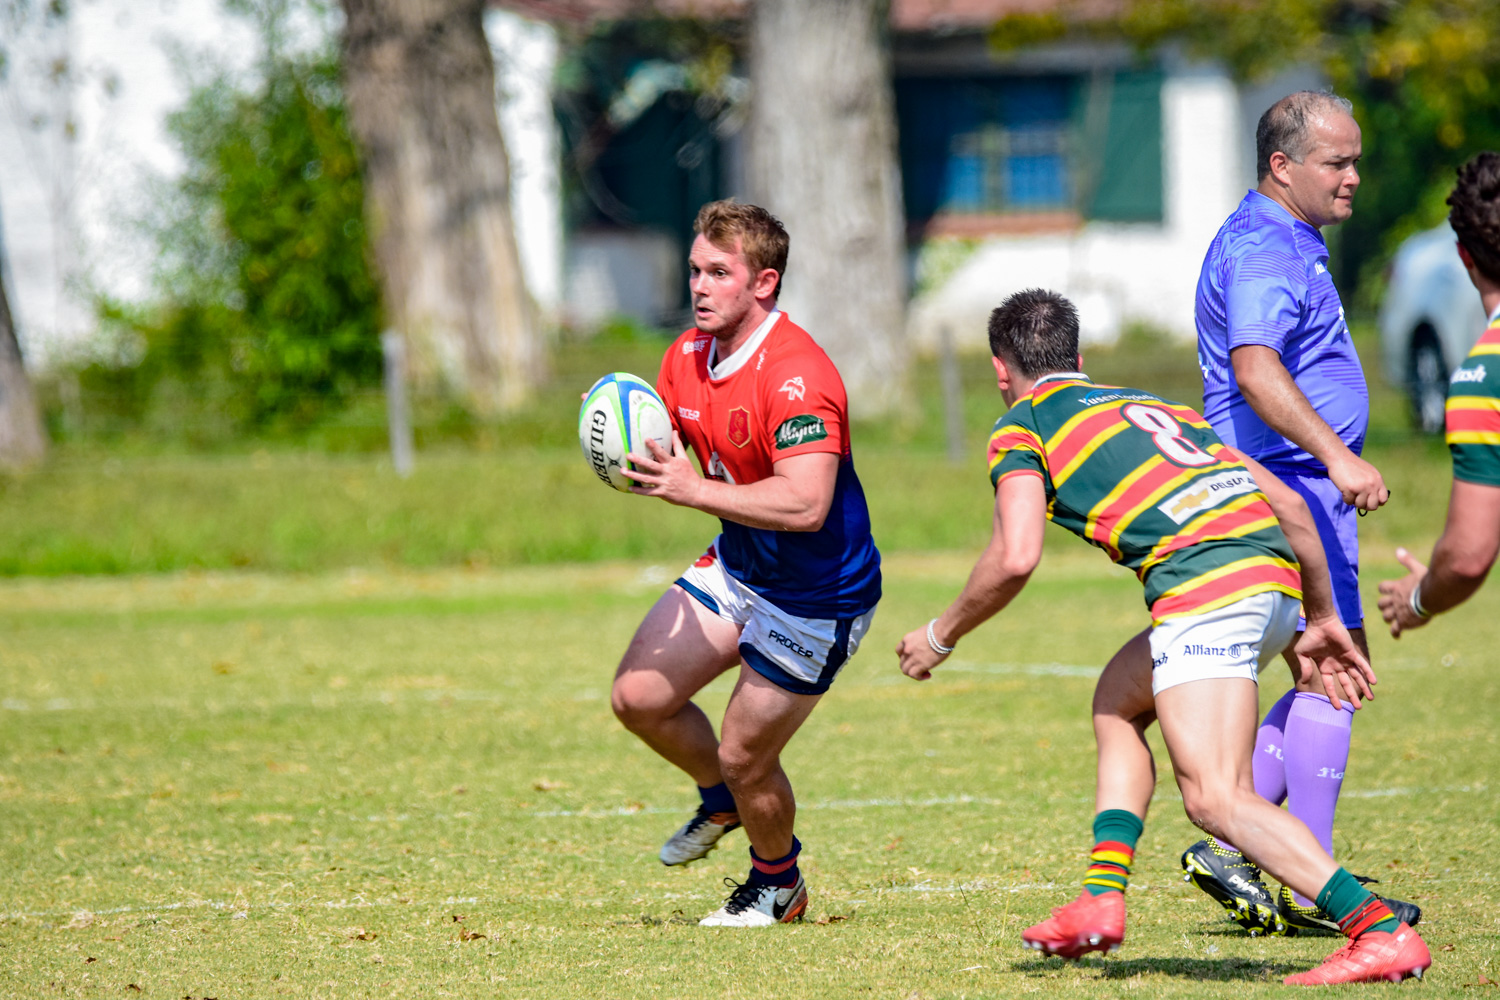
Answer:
[{"left": 578, "top": 372, "right": 673, "bottom": 492}]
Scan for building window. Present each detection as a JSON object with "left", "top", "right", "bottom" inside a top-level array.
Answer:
[{"left": 896, "top": 69, "right": 1162, "bottom": 236}]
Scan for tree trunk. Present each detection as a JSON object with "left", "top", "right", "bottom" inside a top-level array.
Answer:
[
  {"left": 0, "top": 264, "right": 47, "bottom": 470},
  {"left": 747, "top": 0, "right": 909, "bottom": 417},
  {"left": 338, "top": 0, "right": 543, "bottom": 415}
]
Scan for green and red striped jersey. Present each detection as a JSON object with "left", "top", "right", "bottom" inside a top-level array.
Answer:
[
  {"left": 1445, "top": 313, "right": 1500, "bottom": 487},
  {"left": 987, "top": 374, "right": 1300, "bottom": 623}
]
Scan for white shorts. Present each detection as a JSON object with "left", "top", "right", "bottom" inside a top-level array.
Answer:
[
  {"left": 1149, "top": 591, "right": 1300, "bottom": 696},
  {"left": 674, "top": 538, "right": 876, "bottom": 696}
]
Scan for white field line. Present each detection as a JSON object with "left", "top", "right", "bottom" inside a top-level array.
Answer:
[
  {"left": 0, "top": 653, "right": 1459, "bottom": 713},
  {"left": 0, "top": 895, "right": 480, "bottom": 923},
  {"left": 0, "top": 880, "right": 1078, "bottom": 924},
  {"left": 530, "top": 793, "right": 1009, "bottom": 820},
  {"left": 0, "top": 661, "right": 1100, "bottom": 714},
  {"left": 512, "top": 783, "right": 1486, "bottom": 821}
]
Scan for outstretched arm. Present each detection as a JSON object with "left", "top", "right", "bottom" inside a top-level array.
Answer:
[
  {"left": 1377, "top": 478, "right": 1500, "bottom": 636},
  {"left": 1232, "top": 448, "right": 1376, "bottom": 708},
  {"left": 895, "top": 473, "right": 1047, "bottom": 680}
]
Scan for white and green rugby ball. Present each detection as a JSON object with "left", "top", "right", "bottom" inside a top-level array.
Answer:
[{"left": 578, "top": 372, "right": 673, "bottom": 492}]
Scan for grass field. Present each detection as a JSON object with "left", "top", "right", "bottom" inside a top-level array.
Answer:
[
  {"left": 2, "top": 327, "right": 1496, "bottom": 996},
  {"left": 0, "top": 325, "right": 1458, "bottom": 577},
  {"left": 1, "top": 548, "right": 1496, "bottom": 997}
]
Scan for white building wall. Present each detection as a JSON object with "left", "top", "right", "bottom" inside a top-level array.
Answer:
[
  {"left": 907, "top": 63, "right": 1249, "bottom": 352},
  {"left": 0, "top": 2, "right": 558, "bottom": 366},
  {"left": 0, "top": 1, "right": 279, "bottom": 364},
  {"left": 484, "top": 8, "right": 562, "bottom": 319}
]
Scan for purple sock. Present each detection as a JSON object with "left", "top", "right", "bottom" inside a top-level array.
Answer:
[
  {"left": 1215, "top": 688, "right": 1296, "bottom": 855},
  {"left": 1253, "top": 688, "right": 1297, "bottom": 806},
  {"left": 1284, "top": 691, "right": 1354, "bottom": 906}
]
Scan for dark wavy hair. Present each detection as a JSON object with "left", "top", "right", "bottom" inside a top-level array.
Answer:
[
  {"left": 1448, "top": 152, "right": 1500, "bottom": 284},
  {"left": 987, "top": 289, "right": 1080, "bottom": 379}
]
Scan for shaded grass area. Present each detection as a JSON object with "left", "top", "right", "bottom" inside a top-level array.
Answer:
[
  {"left": 0, "top": 324, "right": 1456, "bottom": 576},
  {"left": 0, "top": 555, "right": 1494, "bottom": 997}
]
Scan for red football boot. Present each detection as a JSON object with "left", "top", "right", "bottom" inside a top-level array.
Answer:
[
  {"left": 1021, "top": 891, "right": 1125, "bottom": 959},
  {"left": 1283, "top": 923, "right": 1432, "bottom": 985}
]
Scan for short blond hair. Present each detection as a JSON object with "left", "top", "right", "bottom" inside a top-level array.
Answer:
[{"left": 693, "top": 200, "right": 789, "bottom": 298}]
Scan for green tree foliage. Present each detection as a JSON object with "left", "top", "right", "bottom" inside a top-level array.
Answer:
[
  {"left": 91, "top": 53, "right": 382, "bottom": 437},
  {"left": 991, "top": 0, "right": 1500, "bottom": 303}
]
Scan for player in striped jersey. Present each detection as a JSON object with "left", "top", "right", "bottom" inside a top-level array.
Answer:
[
  {"left": 1379, "top": 152, "right": 1500, "bottom": 633},
  {"left": 897, "top": 290, "right": 1431, "bottom": 985}
]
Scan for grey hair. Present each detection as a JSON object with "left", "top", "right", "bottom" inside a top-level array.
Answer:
[{"left": 1256, "top": 91, "right": 1355, "bottom": 181}]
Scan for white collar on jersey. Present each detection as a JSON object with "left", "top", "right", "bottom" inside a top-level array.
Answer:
[
  {"left": 707, "top": 309, "right": 782, "bottom": 380},
  {"left": 1489, "top": 302, "right": 1500, "bottom": 325},
  {"left": 1032, "top": 371, "right": 1089, "bottom": 387}
]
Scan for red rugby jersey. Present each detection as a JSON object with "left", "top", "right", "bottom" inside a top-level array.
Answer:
[
  {"left": 659, "top": 313, "right": 848, "bottom": 481},
  {"left": 655, "top": 312, "right": 881, "bottom": 618}
]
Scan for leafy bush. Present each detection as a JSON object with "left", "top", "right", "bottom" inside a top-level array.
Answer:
[{"left": 76, "top": 52, "right": 383, "bottom": 441}]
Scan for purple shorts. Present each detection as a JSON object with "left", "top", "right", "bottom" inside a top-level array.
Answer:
[{"left": 1275, "top": 470, "right": 1363, "bottom": 629}]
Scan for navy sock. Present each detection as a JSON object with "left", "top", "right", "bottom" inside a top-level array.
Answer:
[
  {"left": 698, "top": 782, "right": 736, "bottom": 815},
  {"left": 749, "top": 837, "right": 801, "bottom": 887}
]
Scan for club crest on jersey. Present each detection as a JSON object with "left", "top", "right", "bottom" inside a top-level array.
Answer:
[
  {"left": 727, "top": 407, "right": 752, "bottom": 448},
  {"left": 778, "top": 376, "right": 806, "bottom": 401}
]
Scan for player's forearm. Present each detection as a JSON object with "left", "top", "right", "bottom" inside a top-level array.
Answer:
[
  {"left": 1277, "top": 501, "right": 1339, "bottom": 622},
  {"left": 1415, "top": 483, "right": 1500, "bottom": 614},
  {"left": 932, "top": 486, "right": 1045, "bottom": 648},
  {"left": 687, "top": 475, "right": 833, "bottom": 532},
  {"left": 1232, "top": 347, "right": 1355, "bottom": 468},
  {"left": 932, "top": 544, "right": 1034, "bottom": 648},
  {"left": 1415, "top": 548, "right": 1490, "bottom": 617},
  {"left": 1236, "top": 449, "right": 1339, "bottom": 620}
]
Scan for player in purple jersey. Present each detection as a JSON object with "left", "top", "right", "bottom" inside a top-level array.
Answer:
[{"left": 1184, "top": 91, "right": 1417, "bottom": 936}]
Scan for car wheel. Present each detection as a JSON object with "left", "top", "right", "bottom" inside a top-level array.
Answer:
[{"left": 1409, "top": 331, "right": 1447, "bottom": 435}]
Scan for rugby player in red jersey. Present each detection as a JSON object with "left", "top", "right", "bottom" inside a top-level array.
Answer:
[
  {"left": 611, "top": 201, "right": 881, "bottom": 926},
  {"left": 896, "top": 290, "right": 1430, "bottom": 985}
]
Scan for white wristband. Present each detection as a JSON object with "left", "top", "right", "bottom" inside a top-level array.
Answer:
[
  {"left": 926, "top": 619, "right": 955, "bottom": 656},
  {"left": 1409, "top": 582, "right": 1432, "bottom": 620}
]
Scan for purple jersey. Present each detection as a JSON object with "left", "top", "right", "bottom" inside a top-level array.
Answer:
[{"left": 1196, "top": 191, "right": 1369, "bottom": 473}]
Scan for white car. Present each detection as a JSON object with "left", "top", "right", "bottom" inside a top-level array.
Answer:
[{"left": 1378, "top": 222, "right": 1488, "bottom": 433}]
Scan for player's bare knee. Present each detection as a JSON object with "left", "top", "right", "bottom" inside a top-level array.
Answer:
[
  {"left": 1180, "top": 783, "right": 1234, "bottom": 834},
  {"left": 716, "top": 740, "right": 769, "bottom": 788},
  {"left": 610, "top": 675, "right": 665, "bottom": 732}
]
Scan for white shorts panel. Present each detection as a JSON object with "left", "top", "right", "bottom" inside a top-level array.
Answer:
[
  {"left": 674, "top": 538, "right": 876, "bottom": 695},
  {"left": 1149, "top": 591, "right": 1300, "bottom": 697}
]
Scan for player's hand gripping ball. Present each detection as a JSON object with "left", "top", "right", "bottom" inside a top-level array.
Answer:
[{"left": 578, "top": 373, "right": 672, "bottom": 492}]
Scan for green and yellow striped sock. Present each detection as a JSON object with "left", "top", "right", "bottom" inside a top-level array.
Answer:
[{"left": 1083, "top": 809, "right": 1144, "bottom": 896}]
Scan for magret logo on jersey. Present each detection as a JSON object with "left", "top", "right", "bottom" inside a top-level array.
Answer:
[
  {"left": 684, "top": 337, "right": 710, "bottom": 354},
  {"left": 775, "top": 414, "right": 828, "bottom": 450},
  {"left": 1452, "top": 364, "right": 1487, "bottom": 384},
  {"left": 1157, "top": 470, "right": 1258, "bottom": 524},
  {"left": 727, "top": 407, "right": 752, "bottom": 448},
  {"left": 778, "top": 376, "right": 806, "bottom": 401}
]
